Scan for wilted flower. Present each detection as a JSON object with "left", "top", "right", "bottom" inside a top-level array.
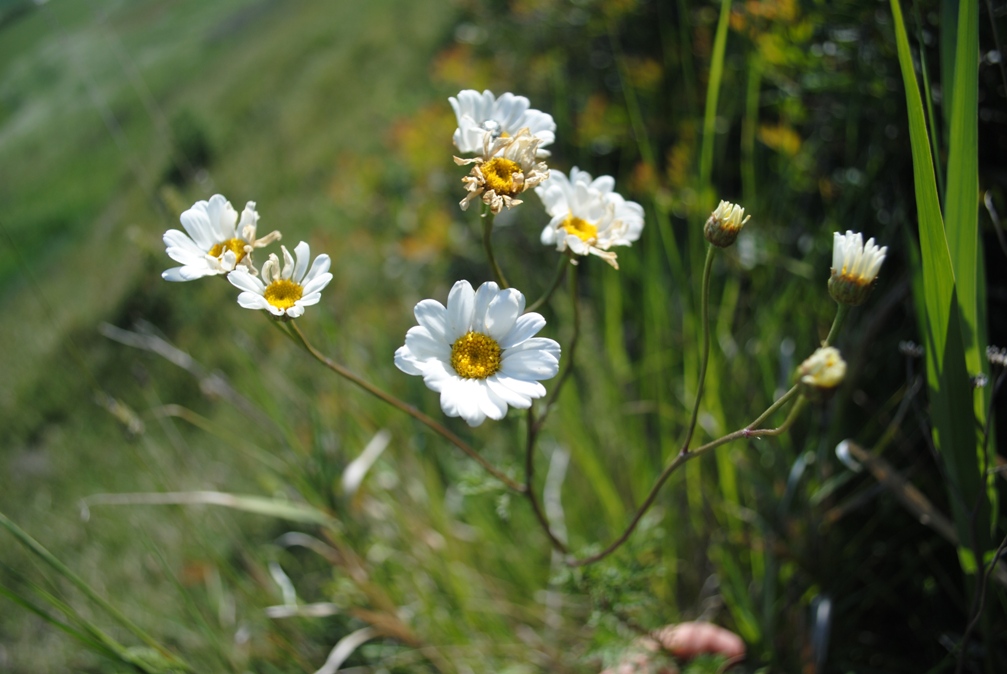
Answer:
[
  {"left": 535, "top": 167, "right": 644, "bottom": 269},
  {"left": 797, "top": 346, "right": 846, "bottom": 400},
  {"left": 394, "top": 280, "right": 560, "bottom": 427},
  {"left": 829, "top": 231, "right": 887, "bottom": 305},
  {"left": 227, "top": 241, "right": 332, "bottom": 318},
  {"left": 703, "top": 200, "right": 750, "bottom": 248},
  {"left": 450, "top": 89, "right": 556, "bottom": 157},
  {"left": 455, "top": 129, "right": 550, "bottom": 214},
  {"left": 162, "top": 195, "right": 280, "bottom": 282}
]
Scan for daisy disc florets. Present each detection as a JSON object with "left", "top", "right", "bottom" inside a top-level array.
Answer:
[
  {"left": 829, "top": 230, "right": 888, "bottom": 306},
  {"left": 162, "top": 194, "right": 281, "bottom": 282},
  {"left": 535, "top": 167, "right": 644, "bottom": 269},
  {"left": 455, "top": 129, "right": 550, "bottom": 214},
  {"left": 394, "top": 280, "right": 561, "bottom": 427},
  {"left": 450, "top": 89, "right": 556, "bottom": 157},
  {"left": 227, "top": 241, "right": 332, "bottom": 318}
]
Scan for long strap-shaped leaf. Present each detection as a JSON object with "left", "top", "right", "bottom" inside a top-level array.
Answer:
[{"left": 889, "top": 0, "right": 987, "bottom": 572}]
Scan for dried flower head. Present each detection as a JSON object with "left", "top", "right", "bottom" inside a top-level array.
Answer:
[{"left": 455, "top": 129, "right": 550, "bottom": 214}]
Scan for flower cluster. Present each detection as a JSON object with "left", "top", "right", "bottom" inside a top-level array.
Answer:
[{"left": 161, "top": 194, "right": 331, "bottom": 318}]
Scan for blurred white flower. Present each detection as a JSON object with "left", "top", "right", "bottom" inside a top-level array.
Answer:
[
  {"left": 227, "top": 241, "right": 332, "bottom": 318},
  {"left": 455, "top": 129, "right": 550, "bottom": 214},
  {"left": 162, "top": 194, "right": 280, "bottom": 282},
  {"left": 535, "top": 167, "right": 644, "bottom": 269},
  {"left": 704, "top": 199, "right": 750, "bottom": 248},
  {"left": 395, "top": 280, "right": 560, "bottom": 427},
  {"left": 450, "top": 89, "right": 556, "bottom": 157},
  {"left": 797, "top": 346, "right": 846, "bottom": 395},
  {"left": 829, "top": 230, "right": 887, "bottom": 305}
]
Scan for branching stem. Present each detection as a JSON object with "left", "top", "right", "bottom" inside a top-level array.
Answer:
[{"left": 287, "top": 321, "right": 524, "bottom": 493}]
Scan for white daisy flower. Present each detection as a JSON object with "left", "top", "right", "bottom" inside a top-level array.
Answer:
[
  {"left": 394, "top": 280, "right": 561, "bottom": 427},
  {"left": 227, "top": 241, "right": 332, "bottom": 318},
  {"left": 535, "top": 167, "right": 644, "bottom": 269},
  {"left": 704, "top": 199, "right": 750, "bottom": 248},
  {"left": 162, "top": 194, "right": 280, "bottom": 282},
  {"left": 450, "top": 89, "right": 556, "bottom": 157},
  {"left": 829, "top": 230, "right": 888, "bottom": 305},
  {"left": 455, "top": 129, "right": 550, "bottom": 214}
]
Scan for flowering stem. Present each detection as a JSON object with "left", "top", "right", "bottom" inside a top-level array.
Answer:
[
  {"left": 286, "top": 321, "right": 524, "bottom": 493},
  {"left": 680, "top": 246, "right": 717, "bottom": 453},
  {"left": 527, "top": 254, "right": 569, "bottom": 313},
  {"left": 481, "top": 208, "right": 509, "bottom": 288},
  {"left": 566, "top": 395, "right": 808, "bottom": 566},
  {"left": 824, "top": 303, "right": 850, "bottom": 346}
]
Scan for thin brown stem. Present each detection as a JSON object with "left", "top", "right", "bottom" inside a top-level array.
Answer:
[
  {"left": 527, "top": 255, "right": 569, "bottom": 313},
  {"left": 535, "top": 263, "right": 581, "bottom": 433},
  {"left": 524, "top": 409, "right": 570, "bottom": 553},
  {"left": 567, "top": 397, "right": 807, "bottom": 566},
  {"left": 481, "top": 208, "right": 509, "bottom": 289},
  {"left": 287, "top": 321, "right": 524, "bottom": 493}
]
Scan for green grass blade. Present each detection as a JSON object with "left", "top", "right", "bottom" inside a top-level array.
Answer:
[
  {"left": 0, "top": 510, "right": 188, "bottom": 669},
  {"left": 889, "top": 0, "right": 985, "bottom": 571},
  {"left": 82, "top": 491, "right": 340, "bottom": 527},
  {"left": 944, "top": 0, "right": 995, "bottom": 523}
]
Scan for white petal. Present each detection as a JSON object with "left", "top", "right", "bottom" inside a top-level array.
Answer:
[
  {"left": 228, "top": 269, "right": 266, "bottom": 294},
  {"left": 498, "top": 313, "right": 546, "bottom": 349},
  {"left": 446, "top": 280, "right": 475, "bottom": 341},
  {"left": 483, "top": 288, "right": 524, "bottom": 341},
  {"left": 414, "top": 300, "right": 448, "bottom": 343},
  {"left": 302, "top": 253, "right": 331, "bottom": 284},
  {"left": 486, "top": 375, "right": 533, "bottom": 408},
  {"left": 179, "top": 203, "right": 215, "bottom": 250},
  {"left": 404, "top": 325, "right": 451, "bottom": 362},
  {"left": 285, "top": 304, "right": 305, "bottom": 318},
  {"left": 476, "top": 383, "right": 508, "bottom": 421},
  {"left": 295, "top": 292, "right": 322, "bottom": 307},
  {"left": 292, "top": 242, "right": 311, "bottom": 282},
  {"left": 500, "top": 349, "right": 559, "bottom": 380},
  {"left": 440, "top": 378, "right": 486, "bottom": 426},
  {"left": 470, "top": 281, "right": 500, "bottom": 334},
  {"left": 421, "top": 359, "right": 456, "bottom": 392},
  {"left": 394, "top": 345, "right": 425, "bottom": 376},
  {"left": 301, "top": 272, "right": 332, "bottom": 296},
  {"left": 206, "top": 194, "right": 238, "bottom": 239},
  {"left": 493, "top": 374, "right": 546, "bottom": 400},
  {"left": 237, "top": 291, "right": 271, "bottom": 311}
]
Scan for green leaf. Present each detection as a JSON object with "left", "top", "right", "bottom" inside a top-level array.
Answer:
[{"left": 889, "top": 0, "right": 985, "bottom": 570}]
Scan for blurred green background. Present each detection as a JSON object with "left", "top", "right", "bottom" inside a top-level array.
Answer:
[{"left": 1, "top": 0, "right": 1005, "bottom": 672}]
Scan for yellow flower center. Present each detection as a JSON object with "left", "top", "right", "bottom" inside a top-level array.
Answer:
[
  {"left": 481, "top": 157, "right": 522, "bottom": 196},
  {"left": 264, "top": 279, "right": 303, "bottom": 310},
  {"left": 561, "top": 215, "right": 598, "bottom": 242},
  {"left": 209, "top": 238, "right": 248, "bottom": 263},
  {"left": 450, "top": 331, "right": 502, "bottom": 380}
]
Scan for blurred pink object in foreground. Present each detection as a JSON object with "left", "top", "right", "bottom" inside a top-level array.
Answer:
[{"left": 600, "top": 622, "right": 746, "bottom": 674}]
